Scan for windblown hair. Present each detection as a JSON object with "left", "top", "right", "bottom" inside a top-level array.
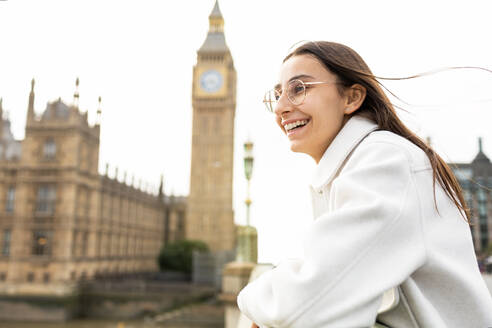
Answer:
[{"left": 284, "top": 41, "right": 470, "bottom": 222}]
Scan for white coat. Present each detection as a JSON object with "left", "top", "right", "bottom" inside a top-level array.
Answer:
[{"left": 237, "top": 115, "right": 492, "bottom": 327}]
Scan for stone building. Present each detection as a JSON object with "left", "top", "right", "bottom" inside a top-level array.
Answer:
[
  {"left": 451, "top": 137, "right": 492, "bottom": 255},
  {"left": 187, "top": 0, "right": 236, "bottom": 253},
  {"left": 0, "top": 79, "right": 185, "bottom": 294}
]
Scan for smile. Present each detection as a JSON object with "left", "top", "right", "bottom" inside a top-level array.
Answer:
[{"left": 284, "top": 119, "right": 309, "bottom": 133}]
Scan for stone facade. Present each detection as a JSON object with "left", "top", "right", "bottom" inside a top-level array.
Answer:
[
  {"left": 187, "top": 1, "right": 236, "bottom": 252},
  {"left": 450, "top": 137, "right": 492, "bottom": 254},
  {"left": 0, "top": 80, "right": 185, "bottom": 294}
]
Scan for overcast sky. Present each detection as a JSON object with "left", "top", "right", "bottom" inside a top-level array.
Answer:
[{"left": 1, "top": 0, "right": 492, "bottom": 263}]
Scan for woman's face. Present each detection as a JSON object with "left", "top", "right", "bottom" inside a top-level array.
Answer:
[{"left": 275, "top": 54, "right": 349, "bottom": 163}]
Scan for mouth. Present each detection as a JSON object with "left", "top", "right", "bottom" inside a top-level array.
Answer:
[{"left": 284, "top": 119, "right": 310, "bottom": 136}]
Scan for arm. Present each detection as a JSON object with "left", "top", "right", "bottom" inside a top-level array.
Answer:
[{"left": 237, "top": 142, "right": 427, "bottom": 327}]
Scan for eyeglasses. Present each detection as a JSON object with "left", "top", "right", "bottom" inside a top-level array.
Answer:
[{"left": 263, "top": 79, "right": 337, "bottom": 113}]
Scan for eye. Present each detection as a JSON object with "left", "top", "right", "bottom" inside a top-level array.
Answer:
[
  {"left": 273, "top": 88, "right": 282, "bottom": 101},
  {"left": 289, "top": 80, "right": 305, "bottom": 95}
]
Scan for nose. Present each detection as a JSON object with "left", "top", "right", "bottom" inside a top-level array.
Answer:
[{"left": 274, "top": 92, "right": 294, "bottom": 117}]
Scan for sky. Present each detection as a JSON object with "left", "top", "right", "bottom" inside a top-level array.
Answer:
[{"left": 1, "top": 0, "right": 492, "bottom": 263}]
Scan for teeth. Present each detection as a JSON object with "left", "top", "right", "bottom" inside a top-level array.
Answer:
[{"left": 285, "top": 120, "right": 308, "bottom": 131}]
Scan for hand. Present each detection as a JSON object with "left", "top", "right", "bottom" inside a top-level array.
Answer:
[{"left": 251, "top": 324, "right": 259, "bottom": 328}]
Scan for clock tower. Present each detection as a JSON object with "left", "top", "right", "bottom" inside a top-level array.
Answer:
[{"left": 188, "top": 0, "right": 236, "bottom": 252}]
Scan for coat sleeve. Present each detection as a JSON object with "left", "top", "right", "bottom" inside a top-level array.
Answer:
[{"left": 237, "top": 141, "right": 427, "bottom": 327}]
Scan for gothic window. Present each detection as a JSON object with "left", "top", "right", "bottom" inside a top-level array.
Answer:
[
  {"left": 32, "top": 230, "right": 52, "bottom": 256},
  {"left": 478, "top": 188, "right": 486, "bottom": 202},
  {"left": 80, "top": 142, "right": 88, "bottom": 171},
  {"left": 43, "top": 139, "right": 56, "bottom": 159},
  {"left": 214, "top": 117, "right": 221, "bottom": 134},
  {"left": 5, "top": 186, "right": 14, "bottom": 213},
  {"left": 36, "top": 185, "right": 56, "bottom": 214},
  {"left": 106, "top": 232, "right": 112, "bottom": 256},
  {"left": 85, "top": 189, "right": 90, "bottom": 216},
  {"left": 479, "top": 203, "right": 487, "bottom": 216},
  {"left": 120, "top": 234, "right": 126, "bottom": 256},
  {"left": 82, "top": 231, "right": 88, "bottom": 257},
  {"left": 43, "top": 272, "right": 50, "bottom": 283},
  {"left": 2, "top": 230, "right": 11, "bottom": 256},
  {"left": 201, "top": 116, "right": 208, "bottom": 135},
  {"left": 96, "top": 232, "right": 102, "bottom": 257},
  {"left": 126, "top": 233, "right": 131, "bottom": 256},
  {"left": 71, "top": 231, "right": 77, "bottom": 256},
  {"left": 104, "top": 193, "right": 111, "bottom": 219},
  {"left": 78, "top": 187, "right": 90, "bottom": 217},
  {"left": 478, "top": 188, "right": 487, "bottom": 216}
]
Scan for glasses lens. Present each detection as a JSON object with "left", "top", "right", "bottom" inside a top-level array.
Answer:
[
  {"left": 263, "top": 89, "right": 280, "bottom": 112},
  {"left": 287, "top": 80, "right": 305, "bottom": 105}
]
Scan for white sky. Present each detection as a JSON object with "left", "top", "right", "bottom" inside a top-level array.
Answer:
[{"left": 1, "top": 0, "right": 492, "bottom": 263}]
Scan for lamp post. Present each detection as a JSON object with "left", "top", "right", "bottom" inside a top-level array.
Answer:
[
  {"left": 244, "top": 141, "right": 254, "bottom": 227},
  {"left": 237, "top": 140, "right": 257, "bottom": 263}
]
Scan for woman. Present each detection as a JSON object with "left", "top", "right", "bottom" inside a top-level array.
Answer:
[{"left": 237, "top": 41, "right": 492, "bottom": 328}]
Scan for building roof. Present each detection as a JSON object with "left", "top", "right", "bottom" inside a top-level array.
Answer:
[
  {"left": 472, "top": 137, "right": 490, "bottom": 164},
  {"left": 0, "top": 113, "right": 21, "bottom": 160},
  {"left": 198, "top": 32, "right": 229, "bottom": 52},
  {"left": 210, "top": 0, "right": 222, "bottom": 18},
  {"left": 42, "top": 98, "right": 70, "bottom": 120},
  {"left": 198, "top": 0, "right": 229, "bottom": 53},
  {"left": 472, "top": 150, "right": 491, "bottom": 164}
]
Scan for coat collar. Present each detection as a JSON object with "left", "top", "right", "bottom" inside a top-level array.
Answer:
[{"left": 310, "top": 115, "right": 379, "bottom": 191}]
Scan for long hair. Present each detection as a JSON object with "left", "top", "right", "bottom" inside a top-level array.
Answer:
[{"left": 284, "top": 41, "right": 470, "bottom": 222}]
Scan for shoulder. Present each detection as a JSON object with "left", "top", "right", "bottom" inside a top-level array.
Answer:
[
  {"left": 334, "top": 130, "right": 432, "bottom": 189},
  {"left": 356, "top": 130, "right": 431, "bottom": 170}
]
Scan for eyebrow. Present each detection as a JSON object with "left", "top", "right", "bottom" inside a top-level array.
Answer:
[{"left": 274, "top": 74, "right": 315, "bottom": 90}]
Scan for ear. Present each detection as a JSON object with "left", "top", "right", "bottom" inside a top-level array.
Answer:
[{"left": 343, "top": 84, "right": 366, "bottom": 115}]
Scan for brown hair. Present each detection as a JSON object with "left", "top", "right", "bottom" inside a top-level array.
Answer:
[{"left": 284, "top": 41, "right": 470, "bottom": 222}]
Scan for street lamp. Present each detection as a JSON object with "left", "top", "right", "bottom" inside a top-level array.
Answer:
[
  {"left": 236, "top": 140, "right": 257, "bottom": 263},
  {"left": 243, "top": 141, "right": 254, "bottom": 227}
]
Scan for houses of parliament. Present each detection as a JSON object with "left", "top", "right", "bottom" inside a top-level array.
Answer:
[{"left": 0, "top": 0, "right": 236, "bottom": 294}]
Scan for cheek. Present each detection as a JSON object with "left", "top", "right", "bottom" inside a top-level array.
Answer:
[
  {"left": 309, "top": 103, "right": 345, "bottom": 138},
  {"left": 275, "top": 116, "right": 285, "bottom": 133}
]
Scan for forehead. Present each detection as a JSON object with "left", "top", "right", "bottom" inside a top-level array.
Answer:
[{"left": 278, "top": 54, "right": 334, "bottom": 85}]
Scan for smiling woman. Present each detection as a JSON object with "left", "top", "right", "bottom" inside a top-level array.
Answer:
[{"left": 238, "top": 41, "right": 492, "bottom": 328}]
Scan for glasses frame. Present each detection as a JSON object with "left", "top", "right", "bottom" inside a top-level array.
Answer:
[{"left": 263, "top": 79, "right": 336, "bottom": 113}]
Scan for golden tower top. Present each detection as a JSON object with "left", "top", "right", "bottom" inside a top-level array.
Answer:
[
  {"left": 209, "top": 0, "right": 224, "bottom": 33},
  {"left": 198, "top": 0, "right": 229, "bottom": 53}
]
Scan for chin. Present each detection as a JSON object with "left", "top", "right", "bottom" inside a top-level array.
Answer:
[{"left": 289, "top": 141, "right": 307, "bottom": 154}]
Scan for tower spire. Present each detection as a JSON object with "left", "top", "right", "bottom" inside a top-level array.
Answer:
[
  {"left": 158, "top": 174, "right": 164, "bottom": 197},
  {"left": 198, "top": 0, "right": 229, "bottom": 53},
  {"left": 209, "top": 0, "right": 224, "bottom": 33},
  {"left": 73, "top": 77, "right": 80, "bottom": 108},
  {"left": 96, "top": 96, "right": 102, "bottom": 125},
  {"left": 27, "top": 78, "right": 35, "bottom": 122}
]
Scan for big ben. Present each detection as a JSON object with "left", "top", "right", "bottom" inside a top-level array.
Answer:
[{"left": 187, "top": 0, "right": 236, "bottom": 252}]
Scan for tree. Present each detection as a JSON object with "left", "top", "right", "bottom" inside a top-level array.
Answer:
[{"left": 158, "top": 240, "right": 209, "bottom": 274}]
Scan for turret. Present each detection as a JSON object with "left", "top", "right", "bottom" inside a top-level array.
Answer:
[
  {"left": 96, "top": 96, "right": 102, "bottom": 126},
  {"left": 73, "top": 77, "right": 80, "bottom": 109},
  {"left": 26, "top": 78, "right": 35, "bottom": 123},
  {"left": 198, "top": 0, "right": 229, "bottom": 54},
  {"left": 158, "top": 174, "right": 164, "bottom": 198},
  {"left": 0, "top": 98, "right": 3, "bottom": 121}
]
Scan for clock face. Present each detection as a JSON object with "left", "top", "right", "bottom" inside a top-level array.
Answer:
[{"left": 200, "top": 70, "right": 223, "bottom": 93}]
